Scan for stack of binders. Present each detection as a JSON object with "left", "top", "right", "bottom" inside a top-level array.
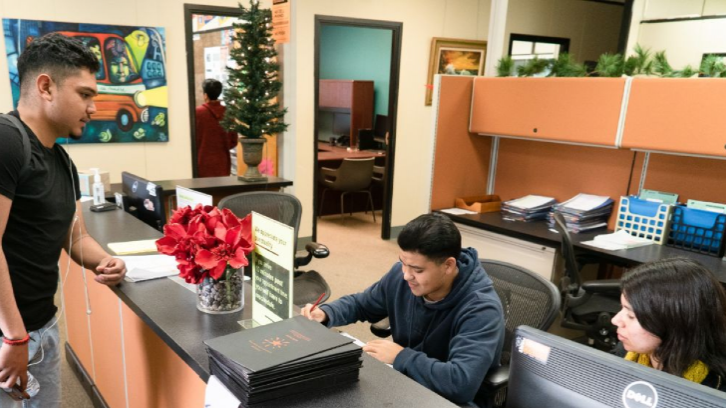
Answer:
[
  {"left": 548, "top": 193, "right": 614, "bottom": 233},
  {"left": 205, "top": 316, "right": 363, "bottom": 406},
  {"left": 501, "top": 195, "right": 557, "bottom": 222}
]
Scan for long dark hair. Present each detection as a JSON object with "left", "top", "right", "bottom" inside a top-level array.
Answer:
[{"left": 622, "top": 257, "right": 726, "bottom": 377}]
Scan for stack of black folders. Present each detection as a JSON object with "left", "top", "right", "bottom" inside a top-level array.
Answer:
[{"left": 204, "top": 316, "right": 363, "bottom": 406}]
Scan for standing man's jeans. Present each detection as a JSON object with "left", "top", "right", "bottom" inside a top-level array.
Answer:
[{"left": 0, "top": 317, "right": 61, "bottom": 408}]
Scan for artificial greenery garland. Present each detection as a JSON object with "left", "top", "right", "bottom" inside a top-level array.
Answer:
[{"left": 496, "top": 45, "right": 716, "bottom": 78}]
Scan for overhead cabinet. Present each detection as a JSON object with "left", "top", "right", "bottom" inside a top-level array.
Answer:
[
  {"left": 621, "top": 78, "right": 726, "bottom": 158},
  {"left": 469, "top": 77, "right": 627, "bottom": 147},
  {"left": 319, "top": 79, "right": 374, "bottom": 147}
]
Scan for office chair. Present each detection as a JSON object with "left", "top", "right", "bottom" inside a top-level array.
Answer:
[
  {"left": 369, "top": 260, "right": 560, "bottom": 408},
  {"left": 552, "top": 212, "right": 621, "bottom": 350},
  {"left": 218, "top": 192, "right": 332, "bottom": 307},
  {"left": 319, "top": 157, "right": 376, "bottom": 222}
]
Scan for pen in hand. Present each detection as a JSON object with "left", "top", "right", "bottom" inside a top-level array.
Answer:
[{"left": 310, "top": 292, "right": 326, "bottom": 312}]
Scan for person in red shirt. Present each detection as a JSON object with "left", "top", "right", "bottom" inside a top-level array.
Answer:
[{"left": 195, "top": 79, "right": 238, "bottom": 177}]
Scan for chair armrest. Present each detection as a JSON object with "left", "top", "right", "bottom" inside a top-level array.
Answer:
[
  {"left": 370, "top": 317, "right": 391, "bottom": 338},
  {"left": 295, "top": 242, "right": 330, "bottom": 268},
  {"left": 320, "top": 167, "right": 337, "bottom": 182},
  {"left": 581, "top": 279, "right": 621, "bottom": 296},
  {"left": 480, "top": 364, "right": 509, "bottom": 391}
]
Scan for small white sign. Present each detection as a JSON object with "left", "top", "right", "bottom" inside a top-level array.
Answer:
[
  {"left": 175, "top": 186, "right": 212, "bottom": 209},
  {"left": 204, "top": 375, "right": 241, "bottom": 408},
  {"left": 251, "top": 211, "right": 295, "bottom": 325}
]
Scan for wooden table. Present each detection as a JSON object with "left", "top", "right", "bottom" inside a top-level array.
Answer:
[{"left": 317, "top": 142, "right": 386, "bottom": 163}]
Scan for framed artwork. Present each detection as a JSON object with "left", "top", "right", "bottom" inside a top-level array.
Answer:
[
  {"left": 3, "top": 18, "right": 168, "bottom": 144},
  {"left": 425, "top": 37, "right": 486, "bottom": 106}
]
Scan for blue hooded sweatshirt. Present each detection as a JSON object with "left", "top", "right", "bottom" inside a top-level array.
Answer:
[{"left": 319, "top": 247, "right": 505, "bottom": 404}]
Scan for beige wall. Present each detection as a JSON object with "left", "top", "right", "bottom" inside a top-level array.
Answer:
[
  {"left": 505, "top": 0, "right": 623, "bottom": 63},
  {"left": 630, "top": 0, "right": 726, "bottom": 68},
  {"left": 0, "top": 0, "right": 257, "bottom": 183},
  {"left": 287, "top": 0, "right": 491, "bottom": 238}
]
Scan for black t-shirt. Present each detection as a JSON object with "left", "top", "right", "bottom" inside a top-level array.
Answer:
[{"left": 0, "top": 111, "right": 80, "bottom": 332}]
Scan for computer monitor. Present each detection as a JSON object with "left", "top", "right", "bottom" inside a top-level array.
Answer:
[
  {"left": 332, "top": 112, "right": 351, "bottom": 138},
  {"left": 121, "top": 171, "right": 166, "bottom": 232},
  {"left": 508, "top": 326, "right": 726, "bottom": 408}
]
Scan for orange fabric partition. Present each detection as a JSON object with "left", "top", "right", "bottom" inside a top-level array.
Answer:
[
  {"left": 469, "top": 77, "right": 625, "bottom": 146},
  {"left": 495, "top": 138, "right": 636, "bottom": 228},
  {"left": 430, "top": 76, "right": 491, "bottom": 210},
  {"left": 622, "top": 78, "right": 726, "bottom": 157},
  {"left": 122, "top": 304, "right": 206, "bottom": 408},
  {"left": 637, "top": 153, "right": 726, "bottom": 204}
]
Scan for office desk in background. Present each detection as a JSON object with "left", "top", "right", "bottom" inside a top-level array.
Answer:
[
  {"left": 317, "top": 141, "right": 386, "bottom": 163},
  {"left": 317, "top": 142, "right": 386, "bottom": 217},
  {"left": 62, "top": 203, "right": 458, "bottom": 408},
  {"left": 110, "top": 175, "right": 293, "bottom": 220},
  {"left": 440, "top": 211, "right": 726, "bottom": 284}
]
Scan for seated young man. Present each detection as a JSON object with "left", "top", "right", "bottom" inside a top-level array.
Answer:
[{"left": 302, "top": 213, "right": 505, "bottom": 405}]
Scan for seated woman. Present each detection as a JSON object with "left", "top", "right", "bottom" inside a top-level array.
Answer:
[{"left": 611, "top": 257, "right": 726, "bottom": 391}]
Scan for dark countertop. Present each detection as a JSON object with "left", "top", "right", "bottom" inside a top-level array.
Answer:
[
  {"left": 110, "top": 175, "right": 293, "bottom": 196},
  {"left": 441, "top": 211, "right": 726, "bottom": 283},
  {"left": 84, "top": 203, "right": 458, "bottom": 408}
]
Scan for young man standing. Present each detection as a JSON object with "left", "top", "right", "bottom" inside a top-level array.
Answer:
[
  {"left": 302, "top": 213, "right": 505, "bottom": 405},
  {"left": 195, "top": 79, "right": 238, "bottom": 177},
  {"left": 0, "top": 33, "right": 127, "bottom": 407}
]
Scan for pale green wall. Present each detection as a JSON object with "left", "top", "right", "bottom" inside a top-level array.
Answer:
[{"left": 319, "top": 25, "right": 393, "bottom": 116}]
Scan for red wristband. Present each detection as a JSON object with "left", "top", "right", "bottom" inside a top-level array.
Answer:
[{"left": 2, "top": 333, "right": 30, "bottom": 346}]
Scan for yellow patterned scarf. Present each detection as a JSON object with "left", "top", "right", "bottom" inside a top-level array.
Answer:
[{"left": 624, "top": 352, "right": 709, "bottom": 384}]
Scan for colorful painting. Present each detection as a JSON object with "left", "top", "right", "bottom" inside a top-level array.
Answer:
[
  {"left": 425, "top": 38, "right": 487, "bottom": 106},
  {"left": 3, "top": 19, "right": 169, "bottom": 143}
]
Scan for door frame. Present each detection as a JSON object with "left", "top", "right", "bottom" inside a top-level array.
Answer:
[
  {"left": 312, "top": 15, "right": 403, "bottom": 240},
  {"left": 183, "top": 3, "right": 241, "bottom": 178}
]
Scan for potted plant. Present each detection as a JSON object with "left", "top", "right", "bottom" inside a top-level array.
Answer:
[
  {"left": 156, "top": 205, "right": 254, "bottom": 314},
  {"left": 222, "top": 0, "right": 288, "bottom": 181}
]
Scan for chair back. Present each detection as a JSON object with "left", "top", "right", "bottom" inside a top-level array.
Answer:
[
  {"left": 552, "top": 212, "right": 582, "bottom": 293},
  {"left": 372, "top": 165, "right": 385, "bottom": 187},
  {"left": 218, "top": 192, "right": 302, "bottom": 249},
  {"left": 481, "top": 260, "right": 560, "bottom": 364},
  {"left": 327, "top": 158, "right": 375, "bottom": 192}
]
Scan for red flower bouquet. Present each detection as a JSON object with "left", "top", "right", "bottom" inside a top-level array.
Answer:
[{"left": 156, "top": 205, "right": 254, "bottom": 284}]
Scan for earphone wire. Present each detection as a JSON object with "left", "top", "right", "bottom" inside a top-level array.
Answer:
[{"left": 28, "top": 135, "right": 88, "bottom": 367}]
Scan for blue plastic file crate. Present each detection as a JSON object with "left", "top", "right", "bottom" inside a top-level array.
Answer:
[
  {"left": 615, "top": 196, "right": 672, "bottom": 245},
  {"left": 667, "top": 206, "right": 726, "bottom": 257}
]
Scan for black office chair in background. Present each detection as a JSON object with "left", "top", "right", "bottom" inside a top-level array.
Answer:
[
  {"left": 552, "top": 212, "right": 621, "bottom": 350},
  {"left": 369, "top": 260, "right": 560, "bottom": 408},
  {"left": 218, "top": 192, "right": 332, "bottom": 307},
  {"left": 319, "top": 157, "right": 376, "bottom": 222}
]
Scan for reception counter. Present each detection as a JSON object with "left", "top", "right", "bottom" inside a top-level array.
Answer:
[{"left": 63, "top": 203, "right": 457, "bottom": 407}]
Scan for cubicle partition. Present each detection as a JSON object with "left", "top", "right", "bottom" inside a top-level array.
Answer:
[{"left": 430, "top": 75, "right": 726, "bottom": 282}]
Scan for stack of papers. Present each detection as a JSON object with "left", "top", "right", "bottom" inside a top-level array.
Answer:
[
  {"left": 501, "top": 195, "right": 556, "bottom": 222},
  {"left": 581, "top": 230, "right": 655, "bottom": 251},
  {"left": 108, "top": 239, "right": 158, "bottom": 255},
  {"left": 547, "top": 193, "right": 614, "bottom": 233},
  {"left": 119, "top": 255, "right": 178, "bottom": 282},
  {"left": 205, "top": 316, "right": 362, "bottom": 406}
]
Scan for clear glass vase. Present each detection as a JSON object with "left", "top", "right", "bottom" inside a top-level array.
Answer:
[{"left": 196, "top": 266, "right": 244, "bottom": 314}]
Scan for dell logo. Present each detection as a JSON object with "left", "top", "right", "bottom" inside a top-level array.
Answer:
[
  {"left": 132, "top": 181, "right": 138, "bottom": 193},
  {"left": 622, "top": 381, "right": 658, "bottom": 408}
]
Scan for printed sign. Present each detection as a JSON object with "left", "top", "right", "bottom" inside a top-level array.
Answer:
[
  {"left": 175, "top": 186, "right": 212, "bottom": 209},
  {"left": 271, "top": 0, "right": 290, "bottom": 44},
  {"left": 251, "top": 211, "right": 294, "bottom": 324}
]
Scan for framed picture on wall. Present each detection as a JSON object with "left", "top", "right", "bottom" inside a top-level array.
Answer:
[{"left": 425, "top": 37, "right": 487, "bottom": 106}]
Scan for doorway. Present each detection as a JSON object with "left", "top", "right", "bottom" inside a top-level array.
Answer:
[
  {"left": 313, "top": 16, "right": 402, "bottom": 241},
  {"left": 184, "top": 4, "right": 240, "bottom": 178}
]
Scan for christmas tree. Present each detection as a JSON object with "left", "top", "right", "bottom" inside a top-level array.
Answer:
[{"left": 222, "top": 0, "right": 288, "bottom": 139}]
